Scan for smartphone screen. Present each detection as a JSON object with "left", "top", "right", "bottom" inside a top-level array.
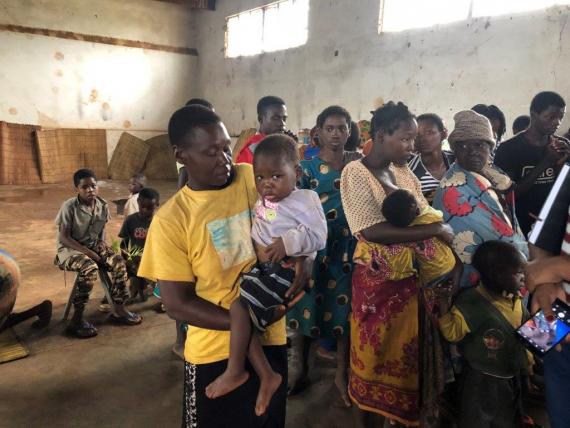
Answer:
[{"left": 516, "top": 299, "right": 570, "bottom": 355}]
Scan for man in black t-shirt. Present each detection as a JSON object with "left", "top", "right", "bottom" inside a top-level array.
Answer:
[{"left": 494, "top": 91, "right": 570, "bottom": 236}]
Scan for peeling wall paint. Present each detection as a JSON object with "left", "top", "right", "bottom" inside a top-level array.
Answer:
[
  {"left": 0, "top": 0, "right": 197, "bottom": 145},
  {"left": 192, "top": 0, "right": 570, "bottom": 139},
  {"left": 0, "top": 0, "right": 194, "bottom": 47},
  {"left": 3, "top": 0, "right": 570, "bottom": 164}
]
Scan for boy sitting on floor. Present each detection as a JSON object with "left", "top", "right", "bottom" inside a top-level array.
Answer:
[
  {"left": 55, "top": 169, "right": 142, "bottom": 338},
  {"left": 123, "top": 173, "right": 146, "bottom": 217},
  {"left": 119, "top": 187, "right": 159, "bottom": 303}
]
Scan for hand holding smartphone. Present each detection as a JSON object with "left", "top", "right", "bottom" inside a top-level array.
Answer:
[{"left": 516, "top": 299, "right": 570, "bottom": 356}]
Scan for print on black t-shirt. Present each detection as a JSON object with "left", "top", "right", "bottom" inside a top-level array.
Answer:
[
  {"left": 119, "top": 213, "right": 151, "bottom": 250},
  {"left": 494, "top": 133, "right": 560, "bottom": 237}
]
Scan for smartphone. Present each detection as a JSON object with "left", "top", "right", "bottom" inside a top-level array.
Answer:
[{"left": 516, "top": 299, "right": 570, "bottom": 356}]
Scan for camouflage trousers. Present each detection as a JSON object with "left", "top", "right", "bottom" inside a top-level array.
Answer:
[{"left": 59, "top": 246, "right": 128, "bottom": 310}]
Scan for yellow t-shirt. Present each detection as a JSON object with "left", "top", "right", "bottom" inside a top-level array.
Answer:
[{"left": 138, "top": 164, "right": 286, "bottom": 364}]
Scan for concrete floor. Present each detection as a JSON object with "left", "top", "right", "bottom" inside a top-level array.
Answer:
[
  {"left": 0, "top": 180, "right": 357, "bottom": 428},
  {"left": 0, "top": 180, "right": 549, "bottom": 427}
]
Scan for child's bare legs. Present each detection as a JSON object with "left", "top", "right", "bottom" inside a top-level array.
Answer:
[
  {"left": 335, "top": 335, "right": 351, "bottom": 407},
  {"left": 131, "top": 276, "right": 148, "bottom": 302},
  {"left": 127, "top": 276, "right": 147, "bottom": 303},
  {"left": 248, "top": 333, "right": 283, "bottom": 416},
  {"left": 206, "top": 299, "right": 254, "bottom": 398},
  {"left": 206, "top": 299, "right": 282, "bottom": 416}
]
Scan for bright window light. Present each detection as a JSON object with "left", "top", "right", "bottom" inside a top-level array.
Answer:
[
  {"left": 225, "top": 0, "right": 309, "bottom": 58},
  {"left": 379, "top": 0, "right": 471, "bottom": 33},
  {"left": 472, "top": 0, "right": 570, "bottom": 18},
  {"left": 379, "top": 0, "right": 570, "bottom": 33}
]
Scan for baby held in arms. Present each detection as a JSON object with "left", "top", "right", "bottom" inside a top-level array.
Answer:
[{"left": 206, "top": 134, "right": 327, "bottom": 415}]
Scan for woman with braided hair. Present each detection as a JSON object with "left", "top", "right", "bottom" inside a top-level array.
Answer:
[{"left": 341, "top": 102, "right": 455, "bottom": 427}]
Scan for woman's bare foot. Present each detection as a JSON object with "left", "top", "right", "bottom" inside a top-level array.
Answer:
[
  {"left": 255, "top": 371, "right": 282, "bottom": 416},
  {"left": 206, "top": 370, "right": 250, "bottom": 399},
  {"left": 335, "top": 370, "right": 351, "bottom": 407}
]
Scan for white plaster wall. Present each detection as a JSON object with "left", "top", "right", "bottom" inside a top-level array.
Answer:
[
  {"left": 192, "top": 0, "right": 570, "bottom": 139},
  {"left": 0, "top": 0, "right": 196, "bottom": 140}
]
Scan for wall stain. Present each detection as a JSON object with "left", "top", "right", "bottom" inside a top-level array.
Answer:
[
  {"left": 100, "top": 103, "right": 111, "bottom": 121},
  {"left": 54, "top": 51, "right": 64, "bottom": 60},
  {"left": 89, "top": 89, "right": 99, "bottom": 103},
  {"left": 51, "top": 86, "right": 59, "bottom": 94},
  {"left": 123, "top": 120, "right": 132, "bottom": 129},
  {"left": 55, "top": 69, "right": 63, "bottom": 77},
  {"left": 8, "top": 107, "right": 17, "bottom": 115}
]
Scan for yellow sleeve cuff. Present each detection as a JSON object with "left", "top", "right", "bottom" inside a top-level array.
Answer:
[{"left": 439, "top": 306, "right": 470, "bottom": 343}]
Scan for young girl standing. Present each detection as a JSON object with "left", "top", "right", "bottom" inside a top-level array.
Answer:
[{"left": 287, "top": 106, "right": 361, "bottom": 406}]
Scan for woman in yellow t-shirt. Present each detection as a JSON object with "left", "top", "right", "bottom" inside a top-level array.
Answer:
[{"left": 138, "top": 105, "right": 308, "bottom": 428}]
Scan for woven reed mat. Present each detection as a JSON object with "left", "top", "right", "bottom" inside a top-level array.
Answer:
[
  {"left": 0, "top": 121, "right": 41, "bottom": 184},
  {"left": 232, "top": 128, "right": 257, "bottom": 161},
  {"left": 141, "top": 134, "right": 177, "bottom": 179},
  {"left": 107, "top": 132, "right": 150, "bottom": 180},
  {"left": 0, "top": 328, "right": 29, "bottom": 364},
  {"left": 35, "top": 129, "right": 107, "bottom": 184}
]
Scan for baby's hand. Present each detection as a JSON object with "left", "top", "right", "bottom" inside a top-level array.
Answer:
[{"left": 265, "top": 237, "right": 287, "bottom": 264}]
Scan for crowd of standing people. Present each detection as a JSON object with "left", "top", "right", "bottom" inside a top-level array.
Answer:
[{"left": 51, "top": 91, "right": 570, "bottom": 428}]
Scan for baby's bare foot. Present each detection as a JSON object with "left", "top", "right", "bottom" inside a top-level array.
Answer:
[
  {"left": 205, "top": 370, "right": 250, "bottom": 399},
  {"left": 255, "top": 372, "right": 282, "bottom": 416}
]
